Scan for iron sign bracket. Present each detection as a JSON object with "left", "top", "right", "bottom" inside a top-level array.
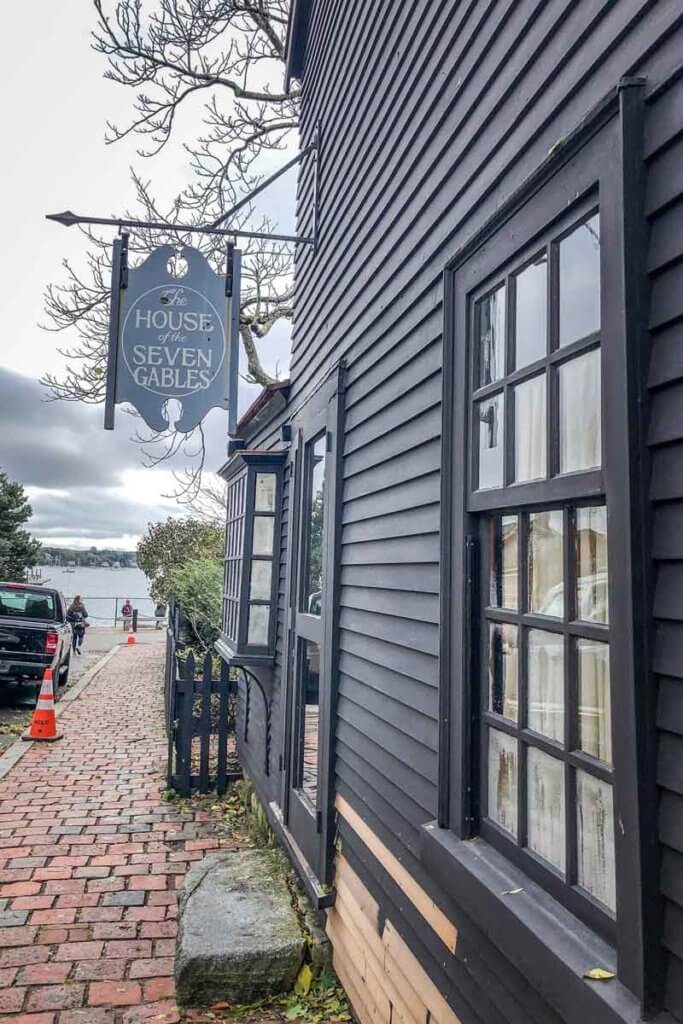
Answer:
[{"left": 46, "top": 135, "right": 321, "bottom": 248}]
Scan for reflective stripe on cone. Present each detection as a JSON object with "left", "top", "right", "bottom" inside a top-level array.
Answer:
[{"left": 22, "top": 667, "right": 62, "bottom": 742}]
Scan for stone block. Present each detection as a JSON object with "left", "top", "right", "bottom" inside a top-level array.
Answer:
[{"left": 175, "top": 850, "right": 305, "bottom": 1007}]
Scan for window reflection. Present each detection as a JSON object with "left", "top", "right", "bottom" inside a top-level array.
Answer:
[
  {"left": 488, "top": 729, "right": 518, "bottom": 837},
  {"left": 488, "top": 623, "right": 518, "bottom": 721},
  {"left": 254, "top": 473, "right": 276, "bottom": 512},
  {"left": 527, "top": 629, "right": 564, "bottom": 742},
  {"left": 477, "top": 394, "right": 504, "bottom": 489},
  {"left": 577, "top": 771, "right": 615, "bottom": 910},
  {"left": 477, "top": 286, "right": 506, "bottom": 385},
  {"left": 527, "top": 747, "right": 565, "bottom": 873},
  {"left": 559, "top": 349, "right": 601, "bottom": 473},
  {"left": 575, "top": 506, "right": 608, "bottom": 622},
  {"left": 304, "top": 435, "right": 326, "bottom": 615},
  {"left": 578, "top": 640, "right": 612, "bottom": 765},
  {"left": 559, "top": 214, "right": 601, "bottom": 347},
  {"left": 528, "top": 510, "right": 564, "bottom": 616},
  {"left": 514, "top": 255, "right": 547, "bottom": 370},
  {"left": 247, "top": 604, "right": 269, "bottom": 645},
  {"left": 249, "top": 560, "right": 272, "bottom": 601},
  {"left": 514, "top": 375, "right": 546, "bottom": 482},
  {"left": 296, "top": 639, "right": 321, "bottom": 806},
  {"left": 489, "top": 515, "right": 518, "bottom": 609},
  {"left": 253, "top": 516, "right": 274, "bottom": 556}
]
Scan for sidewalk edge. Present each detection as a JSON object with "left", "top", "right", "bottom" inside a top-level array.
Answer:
[{"left": 0, "top": 644, "right": 120, "bottom": 781}]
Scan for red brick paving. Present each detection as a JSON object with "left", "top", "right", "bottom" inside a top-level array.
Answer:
[{"left": 0, "top": 642, "right": 225, "bottom": 1022}]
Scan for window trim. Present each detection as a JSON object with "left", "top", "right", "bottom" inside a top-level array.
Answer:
[
  {"left": 217, "top": 448, "right": 286, "bottom": 665},
  {"left": 438, "top": 82, "right": 657, "bottom": 1009}
]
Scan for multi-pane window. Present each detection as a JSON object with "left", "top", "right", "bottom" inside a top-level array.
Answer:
[
  {"left": 223, "top": 472, "right": 246, "bottom": 646},
  {"left": 473, "top": 214, "right": 601, "bottom": 495},
  {"left": 469, "top": 209, "right": 614, "bottom": 928},
  {"left": 218, "top": 450, "right": 285, "bottom": 663},
  {"left": 484, "top": 506, "right": 614, "bottom": 914}
]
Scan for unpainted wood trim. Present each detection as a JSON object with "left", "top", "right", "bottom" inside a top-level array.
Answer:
[
  {"left": 335, "top": 794, "right": 458, "bottom": 953},
  {"left": 330, "top": 853, "right": 463, "bottom": 1024}
]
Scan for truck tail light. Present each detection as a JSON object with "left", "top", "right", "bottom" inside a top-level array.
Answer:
[{"left": 45, "top": 631, "right": 59, "bottom": 656}]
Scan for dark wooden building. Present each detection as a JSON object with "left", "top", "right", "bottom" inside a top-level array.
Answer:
[{"left": 216, "top": 4, "right": 683, "bottom": 1022}]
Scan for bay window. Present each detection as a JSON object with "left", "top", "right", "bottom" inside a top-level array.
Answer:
[{"left": 218, "top": 449, "right": 285, "bottom": 664}]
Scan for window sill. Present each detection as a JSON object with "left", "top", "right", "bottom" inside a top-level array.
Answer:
[
  {"left": 215, "top": 635, "right": 276, "bottom": 668},
  {"left": 420, "top": 822, "right": 662, "bottom": 1024}
]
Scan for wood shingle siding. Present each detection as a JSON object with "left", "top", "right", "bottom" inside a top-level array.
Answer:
[{"left": 647, "top": 66, "right": 683, "bottom": 1021}]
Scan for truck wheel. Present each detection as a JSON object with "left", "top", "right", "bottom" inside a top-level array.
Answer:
[{"left": 58, "top": 657, "right": 70, "bottom": 694}]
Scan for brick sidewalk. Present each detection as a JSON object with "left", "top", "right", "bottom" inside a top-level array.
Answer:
[{"left": 0, "top": 642, "right": 222, "bottom": 1023}]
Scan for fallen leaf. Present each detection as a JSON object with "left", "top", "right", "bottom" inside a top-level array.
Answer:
[
  {"left": 295, "top": 963, "right": 314, "bottom": 996},
  {"left": 584, "top": 967, "right": 615, "bottom": 981},
  {"left": 210, "top": 1004, "right": 231, "bottom": 1012}
]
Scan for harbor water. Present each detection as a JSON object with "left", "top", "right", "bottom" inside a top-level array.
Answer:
[{"left": 32, "top": 565, "right": 155, "bottom": 625}]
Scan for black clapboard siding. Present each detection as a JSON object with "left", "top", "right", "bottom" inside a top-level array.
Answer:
[
  {"left": 343, "top": 440, "right": 440, "bottom": 501},
  {"left": 646, "top": 73, "right": 683, "bottom": 1021},
  {"left": 340, "top": 585, "right": 439, "bottom": 624},
  {"left": 336, "top": 693, "right": 437, "bottom": 779},
  {"left": 343, "top": 327, "right": 442, "bottom": 420},
  {"left": 340, "top": 535, "right": 439, "bottom": 568},
  {"left": 338, "top": 629, "right": 437, "bottom": 686},
  {"left": 661, "top": 848, "right": 683, "bottom": 909},
  {"left": 336, "top": 737, "right": 434, "bottom": 827},
  {"left": 279, "top": 1, "right": 683, "bottom": 1020},
  {"left": 652, "top": 503, "right": 683, "bottom": 559},
  {"left": 660, "top": 790, "right": 683, "bottom": 856},
  {"left": 344, "top": 402, "right": 442, "bottom": 475},
  {"left": 647, "top": 200, "right": 683, "bottom": 273},
  {"left": 665, "top": 904, "right": 683, "bottom": 962},
  {"left": 658, "top": 732, "right": 683, "bottom": 796},
  {"left": 654, "top": 563, "right": 683, "bottom": 621},
  {"left": 339, "top": 673, "right": 436, "bottom": 746},
  {"left": 344, "top": 346, "right": 442, "bottom": 434},
  {"left": 291, "top": 3, "right": 683, "bottom": 403},
  {"left": 339, "top": 605, "right": 437, "bottom": 657},
  {"left": 341, "top": 474, "right": 441, "bottom": 525},
  {"left": 649, "top": 323, "right": 683, "bottom": 390},
  {"left": 338, "top": 649, "right": 438, "bottom": 717},
  {"left": 341, "top": 504, "right": 440, "bottom": 545},
  {"left": 651, "top": 443, "right": 683, "bottom": 502},
  {"left": 336, "top": 721, "right": 435, "bottom": 816},
  {"left": 648, "top": 381, "right": 683, "bottom": 445},
  {"left": 658, "top": 678, "right": 683, "bottom": 737}
]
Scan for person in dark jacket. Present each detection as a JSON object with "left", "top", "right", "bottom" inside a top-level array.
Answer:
[{"left": 66, "top": 596, "right": 89, "bottom": 655}]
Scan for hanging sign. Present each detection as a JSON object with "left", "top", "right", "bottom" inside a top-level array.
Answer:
[{"left": 105, "top": 241, "right": 240, "bottom": 435}]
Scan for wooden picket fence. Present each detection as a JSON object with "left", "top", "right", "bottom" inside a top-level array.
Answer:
[{"left": 164, "top": 603, "right": 241, "bottom": 796}]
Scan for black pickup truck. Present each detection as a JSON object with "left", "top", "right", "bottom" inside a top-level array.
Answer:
[{"left": 0, "top": 583, "right": 72, "bottom": 695}]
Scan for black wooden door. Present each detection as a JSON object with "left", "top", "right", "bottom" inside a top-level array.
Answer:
[{"left": 283, "top": 373, "right": 342, "bottom": 883}]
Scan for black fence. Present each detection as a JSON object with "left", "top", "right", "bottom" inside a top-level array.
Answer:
[{"left": 164, "top": 600, "right": 241, "bottom": 796}]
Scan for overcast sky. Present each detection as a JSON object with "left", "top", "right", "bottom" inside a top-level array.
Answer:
[{"left": 0, "top": 0, "right": 293, "bottom": 549}]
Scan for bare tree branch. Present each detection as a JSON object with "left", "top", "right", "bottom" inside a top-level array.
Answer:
[{"left": 43, "top": 0, "right": 299, "bottom": 502}]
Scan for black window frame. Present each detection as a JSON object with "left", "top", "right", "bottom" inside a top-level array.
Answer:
[
  {"left": 217, "top": 449, "right": 286, "bottom": 665},
  {"left": 438, "top": 85, "right": 657, "bottom": 1008}
]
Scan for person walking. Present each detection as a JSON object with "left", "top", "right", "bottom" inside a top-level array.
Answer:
[
  {"left": 66, "top": 595, "right": 89, "bottom": 655},
  {"left": 121, "top": 599, "right": 133, "bottom": 631}
]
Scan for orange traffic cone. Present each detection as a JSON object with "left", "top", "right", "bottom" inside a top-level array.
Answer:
[
  {"left": 127, "top": 633, "right": 137, "bottom": 645},
  {"left": 23, "top": 668, "right": 62, "bottom": 742}
]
